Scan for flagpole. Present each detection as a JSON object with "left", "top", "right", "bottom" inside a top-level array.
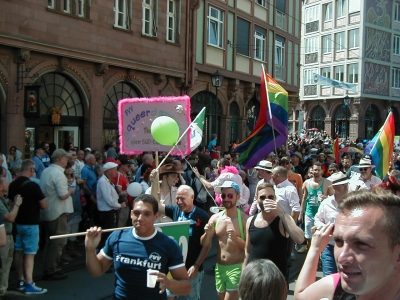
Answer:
[
  {"left": 262, "top": 64, "right": 278, "bottom": 154},
  {"left": 156, "top": 107, "right": 206, "bottom": 170},
  {"left": 369, "top": 111, "right": 392, "bottom": 154}
]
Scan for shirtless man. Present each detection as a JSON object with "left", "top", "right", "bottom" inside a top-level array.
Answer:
[
  {"left": 298, "top": 162, "right": 334, "bottom": 253},
  {"left": 201, "top": 181, "right": 248, "bottom": 300}
]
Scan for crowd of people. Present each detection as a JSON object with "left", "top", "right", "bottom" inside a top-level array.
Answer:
[{"left": 0, "top": 132, "right": 399, "bottom": 300}]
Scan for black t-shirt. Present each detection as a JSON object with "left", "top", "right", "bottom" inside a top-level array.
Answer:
[
  {"left": 165, "top": 205, "right": 209, "bottom": 271},
  {"left": 8, "top": 176, "right": 45, "bottom": 225}
]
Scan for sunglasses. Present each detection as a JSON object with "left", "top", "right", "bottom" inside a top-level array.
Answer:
[
  {"left": 221, "top": 193, "right": 235, "bottom": 199},
  {"left": 259, "top": 195, "right": 275, "bottom": 200},
  {"left": 329, "top": 169, "right": 337, "bottom": 172},
  {"left": 359, "top": 167, "right": 369, "bottom": 171}
]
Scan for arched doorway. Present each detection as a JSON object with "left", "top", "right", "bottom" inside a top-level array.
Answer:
[
  {"left": 364, "top": 104, "right": 381, "bottom": 140},
  {"left": 309, "top": 105, "right": 326, "bottom": 132},
  {"left": 333, "top": 104, "right": 351, "bottom": 139},
  {"left": 103, "top": 81, "right": 142, "bottom": 146},
  {"left": 229, "top": 101, "right": 240, "bottom": 143},
  {"left": 25, "top": 72, "right": 84, "bottom": 158},
  {"left": 246, "top": 97, "right": 260, "bottom": 135},
  {"left": 191, "top": 91, "right": 222, "bottom": 146}
]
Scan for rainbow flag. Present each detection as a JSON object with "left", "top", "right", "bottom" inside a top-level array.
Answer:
[
  {"left": 235, "top": 68, "right": 288, "bottom": 168},
  {"left": 369, "top": 112, "right": 395, "bottom": 179}
]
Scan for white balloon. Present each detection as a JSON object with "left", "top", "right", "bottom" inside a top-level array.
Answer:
[{"left": 127, "top": 182, "right": 142, "bottom": 197}]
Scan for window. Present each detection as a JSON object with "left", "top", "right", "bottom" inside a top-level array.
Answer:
[
  {"left": 323, "top": 3, "right": 332, "bottom": 21},
  {"left": 142, "top": 0, "right": 157, "bottom": 36},
  {"left": 394, "top": 35, "right": 400, "bottom": 56},
  {"left": 236, "top": 18, "right": 250, "bottom": 56},
  {"left": 63, "top": 0, "right": 71, "bottom": 13},
  {"left": 254, "top": 27, "right": 266, "bottom": 61},
  {"left": 322, "top": 35, "right": 332, "bottom": 53},
  {"left": 395, "top": 2, "right": 400, "bottom": 23},
  {"left": 275, "top": 36, "right": 285, "bottom": 66},
  {"left": 334, "top": 65, "right": 344, "bottom": 81},
  {"left": 321, "top": 67, "right": 331, "bottom": 78},
  {"left": 305, "top": 5, "right": 319, "bottom": 23},
  {"left": 348, "top": 63, "right": 359, "bottom": 83},
  {"left": 166, "top": 0, "right": 176, "bottom": 42},
  {"left": 115, "top": 0, "right": 128, "bottom": 29},
  {"left": 276, "top": 0, "right": 286, "bottom": 13},
  {"left": 393, "top": 68, "right": 400, "bottom": 88},
  {"left": 47, "top": 0, "right": 88, "bottom": 18},
  {"left": 349, "top": 29, "right": 360, "bottom": 48},
  {"left": 304, "top": 69, "right": 318, "bottom": 84},
  {"left": 335, "top": 32, "right": 345, "bottom": 51},
  {"left": 336, "top": 0, "right": 346, "bottom": 18},
  {"left": 255, "top": 0, "right": 267, "bottom": 8},
  {"left": 349, "top": 0, "right": 360, "bottom": 13},
  {"left": 78, "top": 0, "right": 85, "bottom": 17},
  {"left": 208, "top": 6, "right": 224, "bottom": 48},
  {"left": 305, "top": 36, "right": 318, "bottom": 54}
]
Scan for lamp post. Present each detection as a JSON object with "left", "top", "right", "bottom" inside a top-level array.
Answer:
[
  {"left": 343, "top": 95, "right": 351, "bottom": 138},
  {"left": 211, "top": 70, "right": 223, "bottom": 138}
]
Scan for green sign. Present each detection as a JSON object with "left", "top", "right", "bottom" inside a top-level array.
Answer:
[{"left": 155, "top": 221, "right": 190, "bottom": 261}]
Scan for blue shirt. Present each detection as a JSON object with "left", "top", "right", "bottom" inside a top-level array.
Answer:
[
  {"left": 165, "top": 205, "right": 209, "bottom": 271},
  {"left": 81, "top": 165, "right": 97, "bottom": 195},
  {"left": 208, "top": 140, "right": 216, "bottom": 152},
  {"left": 32, "top": 156, "right": 45, "bottom": 179},
  {"left": 101, "top": 229, "right": 185, "bottom": 300},
  {"left": 41, "top": 154, "right": 50, "bottom": 168}
]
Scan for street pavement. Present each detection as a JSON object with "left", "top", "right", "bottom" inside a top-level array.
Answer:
[{"left": 5, "top": 237, "right": 318, "bottom": 299}]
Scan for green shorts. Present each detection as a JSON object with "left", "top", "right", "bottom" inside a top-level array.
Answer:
[{"left": 215, "top": 263, "right": 242, "bottom": 293}]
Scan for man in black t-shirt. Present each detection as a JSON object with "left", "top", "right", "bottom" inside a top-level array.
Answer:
[
  {"left": 8, "top": 159, "right": 47, "bottom": 294},
  {"left": 151, "top": 171, "right": 210, "bottom": 300}
]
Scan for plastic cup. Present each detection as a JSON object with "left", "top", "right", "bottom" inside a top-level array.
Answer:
[
  {"left": 147, "top": 269, "right": 159, "bottom": 288},
  {"left": 263, "top": 200, "right": 270, "bottom": 213}
]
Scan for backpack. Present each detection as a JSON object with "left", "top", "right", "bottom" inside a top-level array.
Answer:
[{"left": 184, "top": 170, "right": 206, "bottom": 203}]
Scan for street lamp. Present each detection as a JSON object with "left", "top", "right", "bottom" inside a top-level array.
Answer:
[
  {"left": 211, "top": 70, "right": 223, "bottom": 138},
  {"left": 343, "top": 95, "right": 351, "bottom": 138}
]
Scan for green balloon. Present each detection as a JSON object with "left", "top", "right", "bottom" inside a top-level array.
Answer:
[{"left": 151, "top": 116, "right": 180, "bottom": 146}]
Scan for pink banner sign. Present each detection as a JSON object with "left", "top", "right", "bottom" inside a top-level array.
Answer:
[{"left": 118, "top": 96, "right": 191, "bottom": 155}]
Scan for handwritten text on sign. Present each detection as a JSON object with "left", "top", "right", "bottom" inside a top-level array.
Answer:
[{"left": 118, "top": 96, "right": 191, "bottom": 155}]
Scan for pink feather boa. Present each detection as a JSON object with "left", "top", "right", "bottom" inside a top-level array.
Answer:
[{"left": 215, "top": 166, "right": 239, "bottom": 206}]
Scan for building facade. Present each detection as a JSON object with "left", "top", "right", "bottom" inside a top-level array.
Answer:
[
  {"left": 300, "top": 0, "right": 400, "bottom": 141},
  {"left": 0, "top": 0, "right": 301, "bottom": 158}
]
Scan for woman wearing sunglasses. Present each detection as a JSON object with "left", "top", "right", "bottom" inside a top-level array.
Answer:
[{"left": 243, "top": 182, "right": 304, "bottom": 282}]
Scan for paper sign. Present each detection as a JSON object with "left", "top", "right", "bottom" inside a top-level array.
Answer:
[{"left": 118, "top": 96, "right": 191, "bottom": 155}]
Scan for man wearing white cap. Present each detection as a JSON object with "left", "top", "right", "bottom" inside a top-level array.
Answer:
[
  {"left": 314, "top": 172, "right": 349, "bottom": 276},
  {"left": 248, "top": 160, "right": 273, "bottom": 216},
  {"left": 201, "top": 181, "right": 248, "bottom": 300},
  {"left": 96, "top": 162, "right": 127, "bottom": 251},
  {"left": 348, "top": 156, "right": 382, "bottom": 192}
]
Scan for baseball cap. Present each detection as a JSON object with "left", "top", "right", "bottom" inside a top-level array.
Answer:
[
  {"left": 84, "top": 147, "right": 92, "bottom": 152},
  {"left": 119, "top": 156, "right": 134, "bottom": 165},
  {"left": 51, "top": 149, "right": 72, "bottom": 160},
  {"left": 103, "top": 162, "right": 119, "bottom": 171},
  {"left": 214, "top": 181, "right": 240, "bottom": 195}
]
